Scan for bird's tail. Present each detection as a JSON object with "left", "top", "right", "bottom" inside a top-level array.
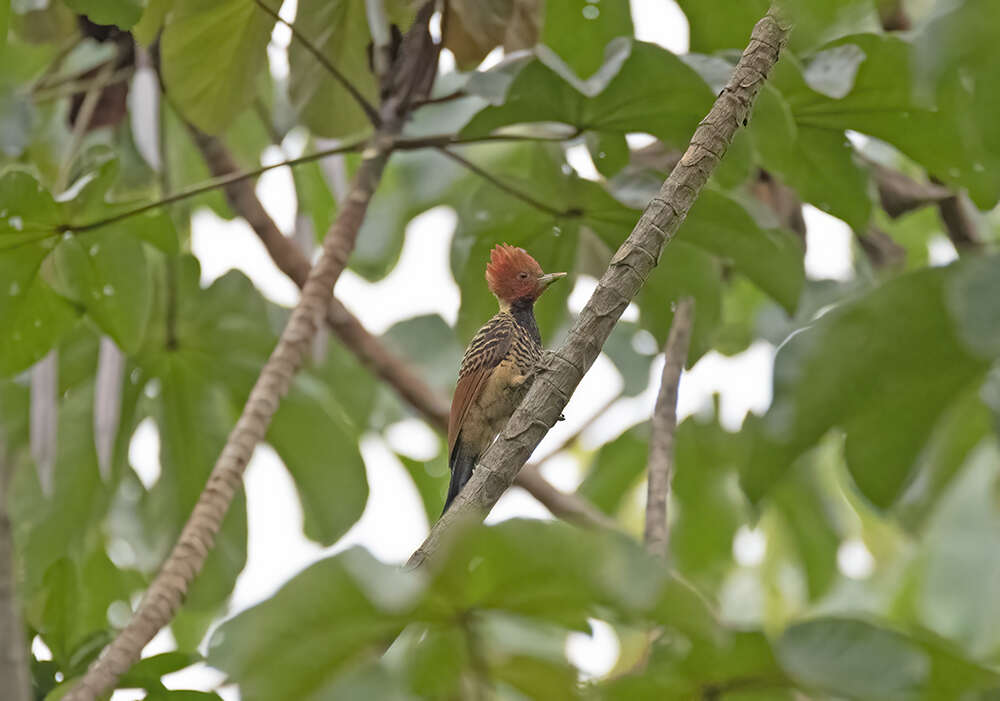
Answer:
[{"left": 444, "top": 439, "right": 478, "bottom": 514}]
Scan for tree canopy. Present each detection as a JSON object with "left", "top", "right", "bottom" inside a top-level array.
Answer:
[{"left": 2, "top": 0, "right": 1000, "bottom": 699}]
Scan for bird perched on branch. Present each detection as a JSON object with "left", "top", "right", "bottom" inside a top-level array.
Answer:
[{"left": 444, "top": 245, "right": 566, "bottom": 513}]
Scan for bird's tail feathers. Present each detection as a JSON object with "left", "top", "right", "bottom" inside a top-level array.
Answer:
[{"left": 444, "top": 439, "right": 478, "bottom": 515}]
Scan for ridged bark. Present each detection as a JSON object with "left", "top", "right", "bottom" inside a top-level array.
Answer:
[{"left": 408, "top": 8, "right": 791, "bottom": 569}]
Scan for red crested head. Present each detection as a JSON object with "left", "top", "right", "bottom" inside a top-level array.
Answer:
[{"left": 485, "top": 244, "right": 566, "bottom": 305}]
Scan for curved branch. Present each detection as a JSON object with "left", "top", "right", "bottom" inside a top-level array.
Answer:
[
  {"left": 407, "top": 7, "right": 790, "bottom": 569},
  {"left": 190, "top": 127, "right": 613, "bottom": 530},
  {"left": 64, "top": 128, "right": 400, "bottom": 701},
  {"left": 644, "top": 297, "right": 693, "bottom": 556}
]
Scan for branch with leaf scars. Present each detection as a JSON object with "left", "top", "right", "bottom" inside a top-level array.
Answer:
[
  {"left": 407, "top": 7, "right": 791, "bottom": 569},
  {"left": 63, "top": 2, "right": 438, "bottom": 692},
  {"left": 644, "top": 297, "right": 693, "bottom": 556}
]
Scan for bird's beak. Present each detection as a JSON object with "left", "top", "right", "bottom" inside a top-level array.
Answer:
[{"left": 537, "top": 272, "right": 567, "bottom": 288}]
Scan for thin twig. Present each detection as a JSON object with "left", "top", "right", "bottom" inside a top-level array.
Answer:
[
  {"left": 438, "top": 147, "right": 575, "bottom": 218},
  {"left": 32, "top": 66, "right": 135, "bottom": 103},
  {"left": 407, "top": 7, "right": 790, "bottom": 570},
  {"left": 412, "top": 89, "right": 469, "bottom": 107},
  {"left": 644, "top": 297, "right": 693, "bottom": 556},
  {"left": 63, "top": 138, "right": 368, "bottom": 233},
  {"left": 252, "top": 0, "right": 381, "bottom": 125}
]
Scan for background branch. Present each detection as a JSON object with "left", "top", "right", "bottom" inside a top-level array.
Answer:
[
  {"left": 407, "top": 7, "right": 790, "bottom": 569},
  {"left": 188, "top": 127, "right": 613, "bottom": 530},
  {"left": 65, "top": 103, "right": 404, "bottom": 701},
  {"left": 644, "top": 297, "right": 693, "bottom": 556}
]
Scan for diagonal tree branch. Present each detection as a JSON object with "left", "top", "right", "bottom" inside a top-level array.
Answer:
[
  {"left": 644, "top": 297, "right": 693, "bottom": 556},
  {"left": 64, "top": 91, "right": 409, "bottom": 701},
  {"left": 407, "top": 7, "right": 790, "bottom": 569},
  {"left": 189, "top": 126, "right": 614, "bottom": 530}
]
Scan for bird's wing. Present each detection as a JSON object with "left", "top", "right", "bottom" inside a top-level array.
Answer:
[{"left": 448, "top": 314, "right": 515, "bottom": 453}]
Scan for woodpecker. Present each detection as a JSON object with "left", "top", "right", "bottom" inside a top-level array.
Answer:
[{"left": 444, "top": 244, "right": 566, "bottom": 513}]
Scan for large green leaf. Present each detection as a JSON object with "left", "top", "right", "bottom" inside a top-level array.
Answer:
[
  {"left": 680, "top": 190, "right": 804, "bottom": 313},
  {"left": 161, "top": 0, "right": 277, "bottom": 135},
  {"left": 777, "top": 617, "right": 1000, "bottom": 700},
  {"left": 462, "top": 39, "right": 715, "bottom": 151},
  {"left": 639, "top": 241, "right": 722, "bottom": 362},
  {"left": 917, "top": 443, "right": 1000, "bottom": 657},
  {"left": 208, "top": 548, "right": 423, "bottom": 701},
  {"left": 742, "top": 256, "right": 1000, "bottom": 508},
  {"left": 750, "top": 81, "right": 872, "bottom": 231},
  {"left": 781, "top": 33, "right": 1000, "bottom": 208},
  {"left": 63, "top": 0, "right": 143, "bottom": 29},
  {"left": 288, "top": 0, "right": 412, "bottom": 139},
  {"left": 268, "top": 374, "right": 369, "bottom": 546},
  {"left": 576, "top": 423, "right": 647, "bottom": 515},
  {"left": 0, "top": 170, "right": 78, "bottom": 376},
  {"left": 49, "top": 231, "right": 152, "bottom": 353},
  {"left": 151, "top": 353, "right": 248, "bottom": 610},
  {"left": 541, "top": 0, "right": 633, "bottom": 80}
]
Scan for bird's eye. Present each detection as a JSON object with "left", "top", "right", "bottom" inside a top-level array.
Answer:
[{"left": 518, "top": 272, "right": 529, "bottom": 279}]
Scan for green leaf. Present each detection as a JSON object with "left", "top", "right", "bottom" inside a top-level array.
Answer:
[
  {"left": 208, "top": 548, "right": 423, "bottom": 701},
  {"left": 132, "top": 0, "right": 171, "bottom": 45},
  {"left": 288, "top": 0, "right": 412, "bottom": 139},
  {"left": 49, "top": 231, "right": 152, "bottom": 353},
  {"left": 62, "top": 0, "right": 143, "bottom": 29},
  {"left": 397, "top": 448, "right": 448, "bottom": 524},
  {"left": 161, "top": 0, "right": 277, "bottom": 134},
  {"left": 577, "top": 423, "right": 648, "bottom": 515},
  {"left": 602, "top": 321, "right": 654, "bottom": 397},
  {"left": 639, "top": 241, "right": 722, "bottom": 362},
  {"left": 119, "top": 652, "right": 202, "bottom": 689},
  {"left": 145, "top": 691, "right": 224, "bottom": 701},
  {"left": 680, "top": 190, "right": 805, "bottom": 313},
  {"left": 675, "top": 0, "right": 769, "bottom": 54},
  {"left": 268, "top": 374, "right": 369, "bottom": 546},
  {"left": 784, "top": 33, "right": 1000, "bottom": 208},
  {"left": 382, "top": 314, "right": 465, "bottom": 394},
  {"left": 670, "top": 412, "right": 751, "bottom": 591},
  {"left": 429, "top": 520, "right": 669, "bottom": 629},
  {"left": 778, "top": 618, "right": 928, "bottom": 699},
  {"left": 150, "top": 354, "right": 248, "bottom": 610},
  {"left": 895, "top": 389, "right": 993, "bottom": 530},
  {"left": 0, "top": 243, "right": 78, "bottom": 377},
  {"left": 917, "top": 443, "right": 1000, "bottom": 656},
  {"left": 463, "top": 39, "right": 715, "bottom": 150},
  {"left": 354, "top": 149, "right": 466, "bottom": 280},
  {"left": 541, "top": 0, "right": 633, "bottom": 79},
  {"left": 777, "top": 617, "right": 1000, "bottom": 700},
  {"left": 742, "top": 257, "right": 1000, "bottom": 507},
  {"left": 0, "top": 171, "right": 79, "bottom": 374},
  {"left": 585, "top": 130, "right": 629, "bottom": 179},
  {"left": 750, "top": 81, "right": 872, "bottom": 231}
]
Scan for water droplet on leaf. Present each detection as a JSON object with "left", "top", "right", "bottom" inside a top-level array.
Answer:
[{"left": 582, "top": 5, "right": 599, "bottom": 18}]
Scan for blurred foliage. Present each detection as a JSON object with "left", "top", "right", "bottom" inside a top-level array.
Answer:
[{"left": 1, "top": 0, "right": 1000, "bottom": 698}]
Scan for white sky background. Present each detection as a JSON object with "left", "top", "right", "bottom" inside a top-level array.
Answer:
[{"left": 88, "top": 0, "right": 955, "bottom": 697}]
